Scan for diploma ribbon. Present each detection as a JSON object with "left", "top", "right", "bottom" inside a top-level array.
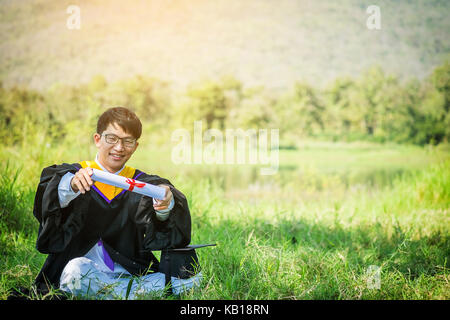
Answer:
[{"left": 125, "top": 178, "right": 146, "bottom": 192}]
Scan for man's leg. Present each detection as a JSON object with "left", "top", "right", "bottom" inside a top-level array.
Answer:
[
  {"left": 60, "top": 257, "right": 203, "bottom": 299},
  {"left": 126, "top": 272, "right": 166, "bottom": 299},
  {"left": 170, "top": 272, "right": 203, "bottom": 295},
  {"left": 128, "top": 272, "right": 203, "bottom": 298},
  {"left": 59, "top": 257, "right": 131, "bottom": 299}
]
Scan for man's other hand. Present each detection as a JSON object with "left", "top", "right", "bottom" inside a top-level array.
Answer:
[
  {"left": 153, "top": 184, "right": 173, "bottom": 211},
  {"left": 71, "top": 168, "right": 94, "bottom": 194}
]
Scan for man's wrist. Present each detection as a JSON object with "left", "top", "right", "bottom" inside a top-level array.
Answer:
[
  {"left": 154, "top": 197, "right": 174, "bottom": 221},
  {"left": 58, "top": 172, "right": 81, "bottom": 208}
]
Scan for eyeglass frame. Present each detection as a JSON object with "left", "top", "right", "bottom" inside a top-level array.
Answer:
[{"left": 101, "top": 133, "right": 137, "bottom": 148}]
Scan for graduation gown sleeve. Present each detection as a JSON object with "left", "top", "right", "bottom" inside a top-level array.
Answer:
[
  {"left": 135, "top": 173, "right": 192, "bottom": 251},
  {"left": 33, "top": 163, "right": 91, "bottom": 254}
]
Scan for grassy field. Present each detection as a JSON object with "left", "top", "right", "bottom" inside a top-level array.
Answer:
[
  {"left": 0, "top": 140, "right": 449, "bottom": 299},
  {"left": 1, "top": 0, "right": 449, "bottom": 301}
]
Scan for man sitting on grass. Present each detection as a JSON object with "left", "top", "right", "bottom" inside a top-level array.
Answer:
[{"left": 32, "top": 106, "right": 201, "bottom": 299}]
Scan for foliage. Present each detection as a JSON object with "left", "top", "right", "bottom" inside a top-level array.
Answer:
[{"left": 2, "top": 63, "right": 449, "bottom": 149}]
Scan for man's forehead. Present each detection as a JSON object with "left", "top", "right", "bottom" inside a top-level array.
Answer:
[{"left": 104, "top": 122, "right": 135, "bottom": 138}]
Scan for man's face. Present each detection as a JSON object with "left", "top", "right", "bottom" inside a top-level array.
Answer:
[{"left": 93, "top": 122, "right": 139, "bottom": 173}]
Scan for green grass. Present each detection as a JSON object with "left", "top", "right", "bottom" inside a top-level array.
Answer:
[
  {"left": 1, "top": 0, "right": 449, "bottom": 300},
  {"left": 0, "top": 141, "right": 449, "bottom": 299},
  {"left": 181, "top": 159, "right": 449, "bottom": 299}
]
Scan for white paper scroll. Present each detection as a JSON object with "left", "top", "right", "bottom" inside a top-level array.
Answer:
[{"left": 91, "top": 168, "right": 166, "bottom": 200}]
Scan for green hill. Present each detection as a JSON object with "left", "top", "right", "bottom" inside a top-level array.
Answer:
[{"left": 0, "top": 0, "right": 449, "bottom": 90}]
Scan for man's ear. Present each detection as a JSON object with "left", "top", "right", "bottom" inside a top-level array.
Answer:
[{"left": 93, "top": 133, "right": 101, "bottom": 147}]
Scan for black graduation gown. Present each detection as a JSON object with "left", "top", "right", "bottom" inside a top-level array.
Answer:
[{"left": 33, "top": 163, "right": 191, "bottom": 292}]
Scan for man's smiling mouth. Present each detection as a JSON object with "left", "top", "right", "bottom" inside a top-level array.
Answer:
[{"left": 110, "top": 153, "right": 124, "bottom": 160}]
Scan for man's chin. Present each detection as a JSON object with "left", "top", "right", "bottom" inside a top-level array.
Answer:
[{"left": 106, "top": 158, "right": 127, "bottom": 172}]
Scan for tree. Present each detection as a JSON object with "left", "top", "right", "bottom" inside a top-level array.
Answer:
[{"left": 429, "top": 61, "right": 450, "bottom": 142}]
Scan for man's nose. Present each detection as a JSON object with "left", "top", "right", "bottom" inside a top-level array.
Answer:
[{"left": 114, "top": 140, "right": 125, "bottom": 151}]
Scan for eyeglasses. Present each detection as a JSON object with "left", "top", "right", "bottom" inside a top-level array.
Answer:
[{"left": 102, "top": 134, "right": 137, "bottom": 148}]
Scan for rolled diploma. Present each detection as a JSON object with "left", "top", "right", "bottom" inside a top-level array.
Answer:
[{"left": 91, "top": 168, "right": 166, "bottom": 200}]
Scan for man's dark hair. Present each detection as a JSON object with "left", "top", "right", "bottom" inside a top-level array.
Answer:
[{"left": 97, "top": 107, "right": 142, "bottom": 140}]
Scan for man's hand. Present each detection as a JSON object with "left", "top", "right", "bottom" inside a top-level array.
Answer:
[
  {"left": 71, "top": 168, "right": 94, "bottom": 194},
  {"left": 153, "top": 184, "right": 173, "bottom": 211}
]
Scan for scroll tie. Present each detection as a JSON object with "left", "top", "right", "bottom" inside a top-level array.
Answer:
[{"left": 125, "top": 178, "right": 145, "bottom": 192}]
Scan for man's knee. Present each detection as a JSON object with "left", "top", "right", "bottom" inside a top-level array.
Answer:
[
  {"left": 59, "top": 257, "right": 93, "bottom": 291},
  {"left": 62, "top": 257, "right": 92, "bottom": 276}
]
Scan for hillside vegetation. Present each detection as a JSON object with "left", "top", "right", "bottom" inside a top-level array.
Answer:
[{"left": 0, "top": 0, "right": 449, "bottom": 90}]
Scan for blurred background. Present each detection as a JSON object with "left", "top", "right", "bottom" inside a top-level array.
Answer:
[
  {"left": 0, "top": 0, "right": 449, "bottom": 299},
  {"left": 1, "top": 0, "right": 449, "bottom": 90}
]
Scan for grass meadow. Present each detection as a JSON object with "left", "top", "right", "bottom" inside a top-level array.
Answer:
[
  {"left": 1, "top": 137, "right": 449, "bottom": 300},
  {"left": 1, "top": 0, "right": 449, "bottom": 301}
]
